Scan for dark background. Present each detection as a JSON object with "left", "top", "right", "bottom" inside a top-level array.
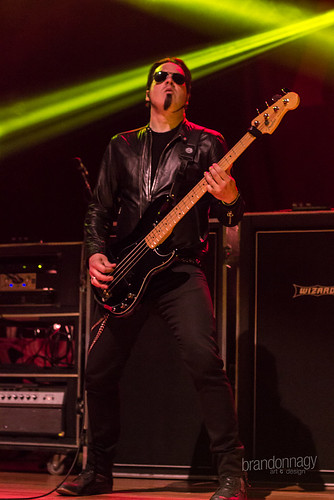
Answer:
[{"left": 1, "top": 0, "right": 333, "bottom": 244}]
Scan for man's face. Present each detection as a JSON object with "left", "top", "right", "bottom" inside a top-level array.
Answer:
[{"left": 146, "top": 62, "right": 189, "bottom": 113}]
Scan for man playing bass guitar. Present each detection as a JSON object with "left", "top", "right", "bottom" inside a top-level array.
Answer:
[{"left": 57, "top": 57, "right": 247, "bottom": 500}]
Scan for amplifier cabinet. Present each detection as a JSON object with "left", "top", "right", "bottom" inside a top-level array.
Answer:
[
  {"left": 0, "top": 387, "right": 65, "bottom": 435},
  {"left": 237, "top": 211, "right": 334, "bottom": 486},
  {"left": 0, "top": 241, "right": 83, "bottom": 315}
]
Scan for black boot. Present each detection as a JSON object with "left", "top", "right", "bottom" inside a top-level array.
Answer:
[
  {"left": 56, "top": 468, "right": 113, "bottom": 496},
  {"left": 210, "top": 476, "right": 247, "bottom": 500}
]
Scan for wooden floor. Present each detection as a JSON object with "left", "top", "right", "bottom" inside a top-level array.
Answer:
[{"left": 0, "top": 473, "right": 333, "bottom": 500}]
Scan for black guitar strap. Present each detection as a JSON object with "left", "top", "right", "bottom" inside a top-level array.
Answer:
[{"left": 169, "top": 127, "right": 203, "bottom": 200}]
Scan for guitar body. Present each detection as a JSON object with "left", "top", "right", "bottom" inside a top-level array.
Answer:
[{"left": 92, "top": 196, "right": 176, "bottom": 316}]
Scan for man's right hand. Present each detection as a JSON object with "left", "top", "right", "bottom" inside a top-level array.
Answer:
[{"left": 89, "top": 253, "right": 116, "bottom": 289}]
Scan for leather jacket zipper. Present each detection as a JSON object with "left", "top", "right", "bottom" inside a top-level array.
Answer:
[{"left": 149, "top": 132, "right": 183, "bottom": 198}]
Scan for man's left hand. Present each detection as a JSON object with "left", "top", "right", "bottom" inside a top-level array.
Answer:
[{"left": 204, "top": 163, "right": 239, "bottom": 204}]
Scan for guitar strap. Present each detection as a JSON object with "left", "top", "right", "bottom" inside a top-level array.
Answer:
[{"left": 169, "top": 126, "right": 204, "bottom": 200}]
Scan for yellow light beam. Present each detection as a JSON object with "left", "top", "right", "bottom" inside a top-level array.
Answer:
[
  {"left": 1, "top": 9, "right": 334, "bottom": 157},
  {"left": 183, "top": 9, "right": 334, "bottom": 79},
  {"left": 121, "top": 0, "right": 334, "bottom": 51},
  {"left": 120, "top": 0, "right": 313, "bottom": 31}
]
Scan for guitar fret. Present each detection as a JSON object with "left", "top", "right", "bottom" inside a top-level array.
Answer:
[{"left": 218, "top": 134, "right": 255, "bottom": 171}]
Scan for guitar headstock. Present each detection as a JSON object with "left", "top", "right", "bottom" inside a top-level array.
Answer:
[{"left": 251, "top": 90, "right": 300, "bottom": 135}]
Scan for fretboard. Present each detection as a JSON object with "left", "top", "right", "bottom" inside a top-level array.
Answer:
[{"left": 145, "top": 131, "right": 256, "bottom": 249}]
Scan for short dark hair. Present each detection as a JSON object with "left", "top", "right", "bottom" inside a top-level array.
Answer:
[{"left": 146, "top": 57, "right": 192, "bottom": 94}]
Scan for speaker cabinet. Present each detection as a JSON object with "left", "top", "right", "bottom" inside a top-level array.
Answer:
[{"left": 237, "top": 211, "right": 334, "bottom": 486}]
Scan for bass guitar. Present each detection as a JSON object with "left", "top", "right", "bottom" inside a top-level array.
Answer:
[{"left": 93, "top": 90, "right": 300, "bottom": 316}]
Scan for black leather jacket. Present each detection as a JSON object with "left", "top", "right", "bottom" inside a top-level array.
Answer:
[{"left": 84, "top": 119, "right": 244, "bottom": 260}]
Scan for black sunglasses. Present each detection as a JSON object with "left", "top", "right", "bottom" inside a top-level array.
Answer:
[{"left": 153, "top": 71, "right": 186, "bottom": 86}]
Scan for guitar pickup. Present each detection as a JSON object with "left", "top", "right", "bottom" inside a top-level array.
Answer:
[{"left": 102, "top": 290, "right": 111, "bottom": 302}]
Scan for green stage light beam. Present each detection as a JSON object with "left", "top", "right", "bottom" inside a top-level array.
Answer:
[
  {"left": 182, "top": 9, "right": 334, "bottom": 80},
  {"left": 1, "top": 9, "right": 334, "bottom": 158},
  {"left": 0, "top": 66, "right": 151, "bottom": 158},
  {"left": 120, "top": 0, "right": 311, "bottom": 32},
  {"left": 122, "top": 0, "right": 334, "bottom": 52}
]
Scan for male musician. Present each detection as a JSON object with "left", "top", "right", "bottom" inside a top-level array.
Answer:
[{"left": 57, "top": 57, "right": 247, "bottom": 499}]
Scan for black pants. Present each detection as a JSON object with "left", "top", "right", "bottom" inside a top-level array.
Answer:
[{"left": 85, "top": 263, "right": 244, "bottom": 478}]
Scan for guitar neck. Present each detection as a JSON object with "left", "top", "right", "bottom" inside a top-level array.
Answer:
[
  {"left": 217, "top": 130, "right": 256, "bottom": 171},
  {"left": 145, "top": 131, "right": 256, "bottom": 249}
]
